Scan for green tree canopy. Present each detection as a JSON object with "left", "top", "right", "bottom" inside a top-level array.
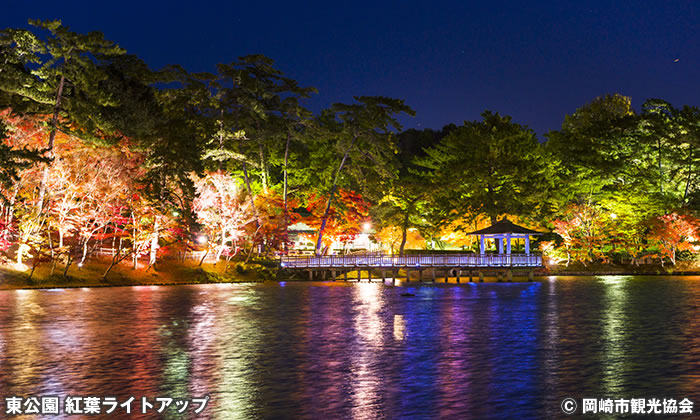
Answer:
[
  {"left": 417, "top": 111, "right": 556, "bottom": 226},
  {"left": 309, "top": 96, "right": 415, "bottom": 254}
]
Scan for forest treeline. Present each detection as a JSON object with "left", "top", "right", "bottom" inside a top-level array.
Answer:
[{"left": 0, "top": 20, "right": 698, "bottom": 279}]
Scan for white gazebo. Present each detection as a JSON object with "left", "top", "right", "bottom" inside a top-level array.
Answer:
[{"left": 466, "top": 218, "right": 543, "bottom": 255}]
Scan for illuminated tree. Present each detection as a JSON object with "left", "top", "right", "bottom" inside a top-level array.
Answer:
[
  {"left": 0, "top": 119, "right": 43, "bottom": 189},
  {"left": 372, "top": 189, "right": 424, "bottom": 255},
  {"left": 193, "top": 172, "right": 254, "bottom": 264},
  {"left": 417, "top": 111, "right": 557, "bottom": 226},
  {"left": 305, "top": 189, "right": 370, "bottom": 254},
  {"left": 545, "top": 94, "right": 638, "bottom": 203},
  {"left": 552, "top": 203, "right": 613, "bottom": 266},
  {"left": 254, "top": 191, "right": 299, "bottom": 256},
  {"left": 637, "top": 100, "right": 700, "bottom": 207},
  {"left": 0, "top": 20, "right": 126, "bottom": 212},
  {"left": 310, "top": 96, "right": 414, "bottom": 255},
  {"left": 0, "top": 118, "right": 45, "bottom": 257},
  {"left": 374, "top": 225, "right": 402, "bottom": 254},
  {"left": 648, "top": 212, "right": 699, "bottom": 266}
]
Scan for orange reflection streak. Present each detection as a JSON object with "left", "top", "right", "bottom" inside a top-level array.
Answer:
[
  {"left": 392, "top": 314, "right": 405, "bottom": 341},
  {"left": 10, "top": 290, "right": 46, "bottom": 395},
  {"left": 187, "top": 290, "right": 218, "bottom": 398},
  {"left": 123, "top": 288, "right": 160, "bottom": 398},
  {"left": 599, "top": 276, "right": 629, "bottom": 395},
  {"left": 0, "top": 292, "right": 8, "bottom": 361},
  {"left": 214, "top": 287, "right": 261, "bottom": 418},
  {"left": 350, "top": 283, "right": 385, "bottom": 419}
]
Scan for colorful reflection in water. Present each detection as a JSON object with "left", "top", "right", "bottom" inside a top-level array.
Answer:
[{"left": 0, "top": 277, "right": 698, "bottom": 419}]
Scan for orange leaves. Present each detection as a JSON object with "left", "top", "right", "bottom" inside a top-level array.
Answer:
[
  {"left": 253, "top": 191, "right": 298, "bottom": 250},
  {"left": 648, "top": 212, "right": 699, "bottom": 264},
  {"left": 304, "top": 189, "right": 370, "bottom": 247},
  {"left": 374, "top": 226, "right": 402, "bottom": 250},
  {"left": 0, "top": 109, "right": 49, "bottom": 149}
]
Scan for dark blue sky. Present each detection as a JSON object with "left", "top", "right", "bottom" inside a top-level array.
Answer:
[{"left": 3, "top": 1, "right": 698, "bottom": 138}]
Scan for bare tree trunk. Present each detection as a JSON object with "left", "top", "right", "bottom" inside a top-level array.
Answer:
[
  {"left": 217, "top": 116, "right": 224, "bottom": 171},
  {"left": 16, "top": 244, "right": 30, "bottom": 266},
  {"left": 683, "top": 158, "right": 693, "bottom": 204},
  {"left": 37, "top": 74, "right": 66, "bottom": 213},
  {"left": 3, "top": 183, "right": 19, "bottom": 229},
  {"left": 658, "top": 138, "right": 664, "bottom": 194},
  {"left": 102, "top": 241, "right": 126, "bottom": 281},
  {"left": 28, "top": 258, "right": 40, "bottom": 282},
  {"left": 258, "top": 142, "right": 269, "bottom": 194},
  {"left": 315, "top": 136, "right": 358, "bottom": 256},
  {"left": 148, "top": 215, "right": 160, "bottom": 269},
  {"left": 80, "top": 240, "right": 88, "bottom": 267},
  {"left": 241, "top": 161, "right": 262, "bottom": 253},
  {"left": 315, "top": 186, "right": 338, "bottom": 256},
  {"left": 132, "top": 215, "right": 138, "bottom": 270},
  {"left": 242, "top": 162, "right": 259, "bottom": 221},
  {"left": 63, "top": 255, "right": 73, "bottom": 278},
  {"left": 48, "top": 231, "right": 57, "bottom": 276},
  {"left": 283, "top": 131, "right": 291, "bottom": 250},
  {"left": 399, "top": 209, "right": 411, "bottom": 257},
  {"left": 198, "top": 248, "right": 210, "bottom": 267},
  {"left": 245, "top": 224, "right": 262, "bottom": 263},
  {"left": 215, "top": 229, "right": 227, "bottom": 262}
]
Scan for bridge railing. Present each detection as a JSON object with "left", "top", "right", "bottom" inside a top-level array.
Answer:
[{"left": 280, "top": 253, "right": 542, "bottom": 268}]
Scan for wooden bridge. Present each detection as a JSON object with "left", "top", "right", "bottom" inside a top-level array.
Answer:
[{"left": 279, "top": 253, "right": 543, "bottom": 282}]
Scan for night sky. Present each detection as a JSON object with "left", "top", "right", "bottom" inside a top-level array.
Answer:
[{"left": 3, "top": 1, "right": 698, "bottom": 138}]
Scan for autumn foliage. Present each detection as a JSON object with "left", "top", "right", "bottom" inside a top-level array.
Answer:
[
  {"left": 303, "top": 189, "right": 370, "bottom": 254},
  {"left": 648, "top": 212, "right": 699, "bottom": 266}
]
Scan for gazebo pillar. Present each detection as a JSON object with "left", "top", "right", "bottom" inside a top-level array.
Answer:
[
  {"left": 465, "top": 219, "right": 543, "bottom": 259},
  {"left": 525, "top": 235, "right": 530, "bottom": 255}
]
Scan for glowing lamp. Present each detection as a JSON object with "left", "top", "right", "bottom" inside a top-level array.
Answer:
[
  {"left": 197, "top": 235, "right": 207, "bottom": 244},
  {"left": 362, "top": 222, "right": 371, "bottom": 232}
]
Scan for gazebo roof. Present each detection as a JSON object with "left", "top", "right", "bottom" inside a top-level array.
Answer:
[{"left": 466, "top": 218, "right": 544, "bottom": 236}]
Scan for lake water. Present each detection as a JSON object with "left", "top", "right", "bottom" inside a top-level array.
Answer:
[{"left": 0, "top": 276, "right": 699, "bottom": 419}]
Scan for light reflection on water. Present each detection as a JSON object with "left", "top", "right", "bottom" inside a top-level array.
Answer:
[{"left": 0, "top": 277, "right": 698, "bottom": 419}]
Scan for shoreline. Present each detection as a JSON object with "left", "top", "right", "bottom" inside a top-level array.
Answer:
[
  {"left": 3, "top": 262, "right": 699, "bottom": 291},
  {"left": 4, "top": 273, "right": 700, "bottom": 291},
  {"left": 0, "top": 259, "right": 269, "bottom": 291},
  {"left": 546, "top": 270, "right": 700, "bottom": 276}
]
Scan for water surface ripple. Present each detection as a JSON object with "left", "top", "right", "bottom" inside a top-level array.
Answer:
[{"left": 0, "top": 276, "right": 699, "bottom": 419}]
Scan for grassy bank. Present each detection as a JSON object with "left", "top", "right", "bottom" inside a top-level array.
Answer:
[
  {"left": 3, "top": 258, "right": 699, "bottom": 290},
  {"left": 544, "top": 260, "right": 700, "bottom": 276},
  {"left": 0, "top": 258, "right": 277, "bottom": 290}
]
